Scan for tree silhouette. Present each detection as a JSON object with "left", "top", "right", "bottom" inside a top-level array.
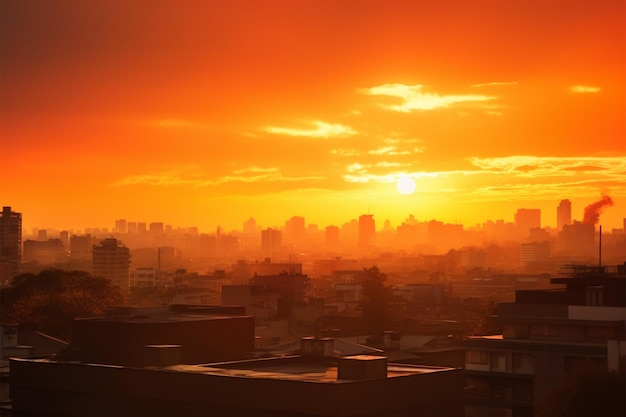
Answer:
[
  {"left": 357, "top": 266, "right": 394, "bottom": 337},
  {"left": 1, "top": 269, "right": 124, "bottom": 340}
]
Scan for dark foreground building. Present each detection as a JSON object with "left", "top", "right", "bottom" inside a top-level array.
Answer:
[
  {"left": 10, "top": 307, "right": 464, "bottom": 417},
  {"left": 464, "top": 264, "right": 626, "bottom": 417}
]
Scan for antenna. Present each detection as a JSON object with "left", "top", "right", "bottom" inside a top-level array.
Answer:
[{"left": 598, "top": 225, "right": 602, "bottom": 268}]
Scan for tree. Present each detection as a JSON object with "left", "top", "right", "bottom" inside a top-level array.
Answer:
[
  {"left": 1, "top": 269, "right": 124, "bottom": 340},
  {"left": 357, "top": 266, "right": 394, "bottom": 336},
  {"left": 536, "top": 363, "right": 625, "bottom": 417}
]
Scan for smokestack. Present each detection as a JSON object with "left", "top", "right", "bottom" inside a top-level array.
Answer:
[{"left": 583, "top": 195, "right": 614, "bottom": 225}]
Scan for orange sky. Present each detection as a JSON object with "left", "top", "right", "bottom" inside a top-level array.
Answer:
[{"left": 1, "top": 0, "right": 625, "bottom": 233}]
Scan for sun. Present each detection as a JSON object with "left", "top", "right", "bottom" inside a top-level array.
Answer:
[{"left": 396, "top": 176, "right": 416, "bottom": 195}]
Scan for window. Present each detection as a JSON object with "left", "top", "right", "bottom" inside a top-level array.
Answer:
[
  {"left": 512, "top": 353, "right": 533, "bottom": 374},
  {"left": 467, "top": 350, "right": 489, "bottom": 365}
]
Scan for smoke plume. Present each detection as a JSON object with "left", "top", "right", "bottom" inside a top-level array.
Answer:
[{"left": 582, "top": 195, "right": 614, "bottom": 224}]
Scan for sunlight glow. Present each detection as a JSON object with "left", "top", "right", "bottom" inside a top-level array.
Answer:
[{"left": 396, "top": 176, "right": 416, "bottom": 195}]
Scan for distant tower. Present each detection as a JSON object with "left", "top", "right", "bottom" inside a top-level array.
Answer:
[
  {"left": 358, "top": 214, "right": 375, "bottom": 247},
  {"left": 0, "top": 206, "right": 22, "bottom": 282},
  {"left": 556, "top": 199, "right": 571, "bottom": 231},
  {"left": 243, "top": 218, "right": 257, "bottom": 235},
  {"left": 93, "top": 238, "right": 131, "bottom": 294},
  {"left": 285, "top": 216, "right": 305, "bottom": 244},
  {"left": 514, "top": 208, "right": 541, "bottom": 236},
  {"left": 261, "top": 228, "right": 282, "bottom": 255},
  {"left": 325, "top": 225, "right": 339, "bottom": 245},
  {"left": 115, "top": 219, "right": 127, "bottom": 234}
]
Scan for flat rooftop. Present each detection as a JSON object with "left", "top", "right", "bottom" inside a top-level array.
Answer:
[
  {"left": 75, "top": 313, "right": 252, "bottom": 324},
  {"left": 164, "top": 356, "right": 455, "bottom": 383}
]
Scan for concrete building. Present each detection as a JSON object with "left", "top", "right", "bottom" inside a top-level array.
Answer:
[
  {"left": 0, "top": 206, "right": 21, "bottom": 284},
  {"left": 10, "top": 337, "right": 464, "bottom": 417},
  {"left": 514, "top": 209, "right": 541, "bottom": 238},
  {"left": 358, "top": 214, "right": 375, "bottom": 248},
  {"left": 68, "top": 305, "right": 254, "bottom": 367},
  {"left": 464, "top": 263, "right": 626, "bottom": 417},
  {"left": 556, "top": 199, "right": 571, "bottom": 231},
  {"left": 22, "top": 238, "right": 66, "bottom": 264},
  {"left": 93, "top": 238, "right": 131, "bottom": 294},
  {"left": 261, "top": 228, "right": 282, "bottom": 255}
]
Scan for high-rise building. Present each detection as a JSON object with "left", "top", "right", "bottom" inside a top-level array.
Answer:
[
  {"left": 149, "top": 222, "right": 164, "bottom": 235},
  {"left": 556, "top": 199, "right": 571, "bottom": 231},
  {"left": 127, "top": 222, "right": 138, "bottom": 234},
  {"left": 261, "top": 228, "right": 282, "bottom": 255},
  {"left": 514, "top": 209, "right": 541, "bottom": 237},
  {"left": 243, "top": 218, "right": 257, "bottom": 235},
  {"left": 70, "top": 234, "right": 93, "bottom": 259},
  {"left": 325, "top": 225, "right": 339, "bottom": 245},
  {"left": 358, "top": 214, "right": 375, "bottom": 247},
  {"left": 115, "top": 219, "right": 127, "bottom": 234},
  {"left": 0, "top": 206, "right": 22, "bottom": 283},
  {"left": 284, "top": 216, "right": 305, "bottom": 244},
  {"left": 93, "top": 238, "right": 131, "bottom": 294}
]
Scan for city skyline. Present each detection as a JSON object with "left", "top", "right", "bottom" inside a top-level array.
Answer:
[{"left": 2, "top": 1, "right": 625, "bottom": 233}]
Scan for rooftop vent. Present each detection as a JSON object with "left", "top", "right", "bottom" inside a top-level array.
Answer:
[
  {"left": 144, "top": 344, "right": 182, "bottom": 367},
  {"left": 337, "top": 355, "right": 387, "bottom": 380},
  {"left": 300, "top": 337, "right": 334, "bottom": 357}
]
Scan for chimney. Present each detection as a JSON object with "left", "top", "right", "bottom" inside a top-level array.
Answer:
[{"left": 300, "top": 337, "right": 334, "bottom": 357}]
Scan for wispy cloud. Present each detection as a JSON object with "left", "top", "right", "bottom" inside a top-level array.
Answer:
[
  {"left": 111, "top": 166, "right": 324, "bottom": 187},
  {"left": 569, "top": 85, "right": 601, "bottom": 94},
  {"left": 360, "top": 83, "right": 496, "bottom": 112},
  {"left": 263, "top": 121, "right": 357, "bottom": 138},
  {"left": 471, "top": 81, "right": 518, "bottom": 88},
  {"left": 467, "top": 155, "right": 625, "bottom": 177}
]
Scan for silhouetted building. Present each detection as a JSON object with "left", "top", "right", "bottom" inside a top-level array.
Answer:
[
  {"left": 23, "top": 238, "right": 66, "bottom": 264},
  {"left": 69, "top": 234, "right": 93, "bottom": 259},
  {"left": 0, "top": 206, "right": 21, "bottom": 283},
  {"left": 464, "top": 264, "right": 626, "bottom": 417},
  {"left": 261, "top": 228, "right": 282, "bottom": 254},
  {"left": 251, "top": 273, "right": 310, "bottom": 317},
  {"left": 325, "top": 225, "right": 340, "bottom": 245},
  {"left": 556, "top": 199, "right": 571, "bottom": 231},
  {"left": 11, "top": 337, "right": 464, "bottom": 417},
  {"left": 114, "top": 219, "right": 127, "bottom": 234},
  {"left": 93, "top": 238, "right": 131, "bottom": 294},
  {"left": 557, "top": 221, "right": 595, "bottom": 258},
  {"left": 149, "top": 222, "right": 164, "bottom": 235},
  {"left": 514, "top": 208, "right": 541, "bottom": 237},
  {"left": 520, "top": 241, "right": 551, "bottom": 271},
  {"left": 358, "top": 214, "right": 375, "bottom": 247},
  {"left": 69, "top": 305, "right": 253, "bottom": 367},
  {"left": 284, "top": 216, "right": 305, "bottom": 244}
]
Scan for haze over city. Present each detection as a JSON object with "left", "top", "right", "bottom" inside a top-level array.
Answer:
[
  {"left": 1, "top": 2, "right": 625, "bottom": 417},
  {"left": 1, "top": 0, "right": 624, "bottom": 233}
]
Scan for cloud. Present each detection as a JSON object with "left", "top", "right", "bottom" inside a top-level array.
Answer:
[
  {"left": 360, "top": 83, "right": 496, "bottom": 112},
  {"left": 111, "top": 166, "right": 324, "bottom": 187},
  {"left": 263, "top": 121, "right": 357, "bottom": 138},
  {"left": 471, "top": 81, "right": 518, "bottom": 88},
  {"left": 467, "top": 155, "right": 626, "bottom": 177},
  {"left": 569, "top": 85, "right": 601, "bottom": 94}
]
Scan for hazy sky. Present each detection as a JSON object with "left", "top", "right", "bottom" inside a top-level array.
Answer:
[{"left": 2, "top": 0, "right": 624, "bottom": 232}]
